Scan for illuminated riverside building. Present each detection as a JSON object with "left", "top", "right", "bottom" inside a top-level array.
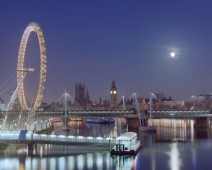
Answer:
[
  {"left": 89, "top": 80, "right": 118, "bottom": 110},
  {"left": 90, "top": 99, "right": 110, "bottom": 110},
  {"left": 195, "top": 93, "right": 212, "bottom": 109},
  {"left": 75, "top": 83, "right": 92, "bottom": 110},
  {"left": 110, "top": 80, "right": 117, "bottom": 109},
  {"left": 75, "top": 83, "right": 86, "bottom": 108},
  {"left": 47, "top": 82, "right": 191, "bottom": 111}
]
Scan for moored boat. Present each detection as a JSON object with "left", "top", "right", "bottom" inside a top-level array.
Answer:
[
  {"left": 86, "top": 118, "right": 115, "bottom": 123},
  {"left": 110, "top": 132, "right": 141, "bottom": 155}
]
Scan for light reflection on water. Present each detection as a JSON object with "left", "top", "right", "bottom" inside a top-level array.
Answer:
[
  {"left": 167, "top": 143, "right": 182, "bottom": 170},
  {"left": 149, "top": 119, "right": 194, "bottom": 141},
  {"left": 1, "top": 118, "right": 212, "bottom": 169},
  {"left": 0, "top": 152, "right": 136, "bottom": 170}
]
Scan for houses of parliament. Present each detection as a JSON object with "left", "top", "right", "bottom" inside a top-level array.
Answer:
[{"left": 75, "top": 80, "right": 120, "bottom": 110}]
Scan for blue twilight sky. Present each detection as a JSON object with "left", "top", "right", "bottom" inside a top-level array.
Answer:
[{"left": 0, "top": 0, "right": 212, "bottom": 103}]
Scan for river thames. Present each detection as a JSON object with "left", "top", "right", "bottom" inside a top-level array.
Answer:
[{"left": 1, "top": 118, "right": 212, "bottom": 170}]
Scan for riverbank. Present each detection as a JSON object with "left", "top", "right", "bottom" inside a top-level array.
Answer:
[
  {"left": 0, "top": 143, "right": 9, "bottom": 155},
  {"left": 0, "top": 143, "right": 28, "bottom": 156}
]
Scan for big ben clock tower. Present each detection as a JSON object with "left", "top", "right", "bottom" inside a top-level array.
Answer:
[{"left": 110, "top": 80, "right": 117, "bottom": 109}]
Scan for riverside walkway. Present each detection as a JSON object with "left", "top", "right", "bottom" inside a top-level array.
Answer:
[
  {"left": 0, "top": 130, "right": 141, "bottom": 156},
  {"left": 0, "top": 130, "right": 116, "bottom": 147}
]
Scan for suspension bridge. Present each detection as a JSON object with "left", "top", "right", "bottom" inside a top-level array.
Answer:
[{"left": 36, "top": 110, "right": 212, "bottom": 119}]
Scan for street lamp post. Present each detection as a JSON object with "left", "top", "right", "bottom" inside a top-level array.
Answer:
[{"left": 191, "top": 95, "right": 196, "bottom": 110}]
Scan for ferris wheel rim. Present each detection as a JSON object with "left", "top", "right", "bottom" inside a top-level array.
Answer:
[{"left": 17, "top": 22, "right": 47, "bottom": 111}]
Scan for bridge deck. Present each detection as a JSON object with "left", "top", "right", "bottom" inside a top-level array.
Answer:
[
  {"left": 47, "top": 110, "right": 211, "bottom": 118},
  {"left": 0, "top": 130, "right": 116, "bottom": 147},
  {"left": 40, "top": 110, "right": 134, "bottom": 118},
  {"left": 1, "top": 110, "right": 212, "bottom": 119}
]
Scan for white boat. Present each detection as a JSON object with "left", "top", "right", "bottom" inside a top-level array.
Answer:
[
  {"left": 110, "top": 132, "right": 141, "bottom": 155},
  {"left": 86, "top": 118, "right": 115, "bottom": 123}
]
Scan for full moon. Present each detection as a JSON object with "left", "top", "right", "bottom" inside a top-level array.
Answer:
[{"left": 170, "top": 52, "right": 175, "bottom": 58}]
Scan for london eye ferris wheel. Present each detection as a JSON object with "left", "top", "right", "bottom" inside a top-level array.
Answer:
[{"left": 17, "top": 22, "right": 47, "bottom": 111}]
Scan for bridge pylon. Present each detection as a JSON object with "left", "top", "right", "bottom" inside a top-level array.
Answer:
[
  {"left": 61, "top": 90, "right": 71, "bottom": 131},
  {"left": 130, "top": 92, "right": 156, "bottom": 132}
]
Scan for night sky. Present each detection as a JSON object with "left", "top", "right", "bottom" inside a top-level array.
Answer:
[{"left": 0, "top": 0, "right": 212, "bottom": 103}]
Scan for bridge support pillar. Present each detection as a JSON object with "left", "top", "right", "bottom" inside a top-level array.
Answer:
[
  {"left": 62, "top": 118, "right": 69, "bottom": 130},
  {"left": 194, "top": 118, "right": 209, "bottom": 128},
  {"left": 126, "top": 118, "right": 141, "bottom": 128},
  {"left": 28, "top": 143, "right": 37, "bottom": 155}
]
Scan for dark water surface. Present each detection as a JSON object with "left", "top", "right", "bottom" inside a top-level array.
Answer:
[{"left": 0, "top": 118, "right": 212, "bottom": 170}]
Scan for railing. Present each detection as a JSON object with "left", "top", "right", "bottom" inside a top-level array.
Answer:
[
  {"left": 1, "top": 110, "right": 211, "bottom": 120},
  {"left": 32, "top": 134, "right": 116, "bottom": 145},
  {"left": 151, "top": 110, "right": 210, "bottom": 114},
  {"left": 125, "top": 110, "right": 212, "bottom": 119},
  {"left": 0, "top": 130, "right": 33, "bottom": 141},
  {"left": 43, "top": 110, "right": 133, "bottom": 115},
  {"left": 39, "top": 110, "right": 135, "bottom": 118},
  {"left": 0, "top": 133, "right": 19, "bottom": 140},
  {"left": 150, "top": 110, "right": 211, "bottom": 118},
  {"left": 0, "top": 130, "right": 116, "bottom": 146}
]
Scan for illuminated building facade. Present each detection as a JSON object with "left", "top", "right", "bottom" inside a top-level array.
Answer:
[
  {"left": 75, "top": 83, "right": 92, "bottom": 110},
  {"left": 110, "top": 80, "right": 117, "bottom": 109}
]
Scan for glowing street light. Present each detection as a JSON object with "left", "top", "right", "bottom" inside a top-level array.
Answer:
[{"left": 191, "top": 95, "right": 196, "bottom": 110}]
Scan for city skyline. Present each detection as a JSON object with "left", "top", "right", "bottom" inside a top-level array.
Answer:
[{"left": 0, "top": 1, "right": 212, "bottom": 103}]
